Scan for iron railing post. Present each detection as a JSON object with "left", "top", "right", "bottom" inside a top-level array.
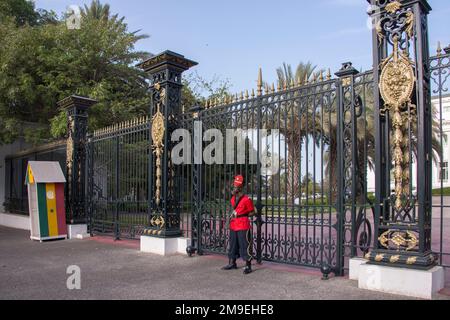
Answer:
[
  {"left": 189, "top": 104, "right": 204, "bottom": 255},
  {"left": 256, "top": 82, "right": 263, "bottom": 265},
  {"left": 335, "top": 62, "right": 358, "bottom": 275},
  {"left": 115, "top": 135, "right": 120, "bottom": 240},
  {"left": 85, "top": 134, "right": 93, "bottom": 236}
]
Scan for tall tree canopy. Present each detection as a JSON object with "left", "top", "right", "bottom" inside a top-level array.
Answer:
[
  {"left": 0, "top": 0, "right": 150, "bottom": 144},
  {"left": 0, "top": 0, "right": 232, "bottom": 145},
  {"left": 0, "top": 0, "right": 57, "bottom": 26}
]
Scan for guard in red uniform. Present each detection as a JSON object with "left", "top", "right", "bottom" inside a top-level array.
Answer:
[{"left": 222, "top": 175, "right": 255, "bottom": 274}]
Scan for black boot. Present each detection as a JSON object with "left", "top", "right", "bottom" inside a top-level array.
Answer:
[
  {"left": 243, "top": 260, "right": 252, "bottom": 274},
  {"left": 222, "top": 259, "right": 237, "bottom": 270}
]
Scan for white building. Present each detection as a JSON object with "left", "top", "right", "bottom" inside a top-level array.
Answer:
[{"left": 367, "top": 94, "right": 450, "bottom": 192}]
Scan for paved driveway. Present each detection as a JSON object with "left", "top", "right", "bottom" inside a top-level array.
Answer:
[{"left": 0, "top": 226, "right": 448, "bottom": 300}]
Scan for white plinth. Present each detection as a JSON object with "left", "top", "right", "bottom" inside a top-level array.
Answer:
[
  {"left": 0, "top": 213, "right": 30, "bottom": 230},
  {"left": 349, "top": 258, "right": 367, "bottom": 280},
  {"left": 67, "top": 224, "right": 90, "bottom": 239},
  {"left": 140, "top": 236, "right": 191, "bottom": 256},
  {"left": 358, "top": 263, "right": 444, "bottom": 299}
]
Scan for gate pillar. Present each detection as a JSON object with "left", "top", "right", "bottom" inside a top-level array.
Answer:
[
  {"left": 367, "top": 0, "right": 434, "bottom": 269},
  {"left": 58, "top": 95, "right": 97, "bottom": 237},
  {"left": 138, "top": 51, "right": 198, "bottom": 240},
  {"left": 358, "top": 0, "right": 444, "bottom": 298}
]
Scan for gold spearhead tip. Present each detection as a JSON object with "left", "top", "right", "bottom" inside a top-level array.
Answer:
[
  {"left": 257, "top": 68, "right": 263, "bottom": 96},
  {"left": 257, "top": 67, "right": 262, "bottom": 86}
]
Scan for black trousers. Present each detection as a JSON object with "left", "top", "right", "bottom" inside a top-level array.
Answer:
[{"left": 228, "top": 229, "right": 253, "bottom": 262}]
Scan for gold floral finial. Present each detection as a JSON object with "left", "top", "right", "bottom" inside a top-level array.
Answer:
[
  {"left": 375, "top": 254, "right": 385, "bottom": 262},
  {"left": 386, "top": 1, "right": 401, "bottom": 14}
]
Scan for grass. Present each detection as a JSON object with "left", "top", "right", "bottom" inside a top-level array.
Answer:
[{"left": 432, "top": 187, "right": 450, "bottom": 196}]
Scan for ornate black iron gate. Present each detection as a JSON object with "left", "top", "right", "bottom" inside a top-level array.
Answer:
[
  {"left": 82, "top": 0, "right": 448, "bottom": 277},
  {"left": 86, "top": 117, "right": 151, "bottom": 239},
  {"left": 184, "top": 66, "right": 375, "bottom": 274}
]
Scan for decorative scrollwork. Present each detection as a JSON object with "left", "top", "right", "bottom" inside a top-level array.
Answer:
[
  {"left": 152, "top": 83, "right": 165, "bottom": 206},
  {"left": 378, "top": 230, "right": 418, "bottom": 251},
  {"left": 376, "top": 1, "right": 415, "bottom": 49},
  {"left": 150, "top": 215, "right": 165, "bottom": 229}
]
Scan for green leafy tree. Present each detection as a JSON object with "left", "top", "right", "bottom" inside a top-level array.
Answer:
[
  {"left": 0, "top": 0, "right": 150, "bottom": 145},
  {"left": 182, "top": 72, "right": 232, "bottom": 112},
  {"left": 0, "top": 0, "right": 38, "bottom": 26},
  {"left": 0, "top": 0, "right": 57, "bottom": 26}
]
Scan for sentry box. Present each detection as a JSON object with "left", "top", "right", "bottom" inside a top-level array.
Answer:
[{"left": 25, "top": 161, "right": 67, "bottom": 241}]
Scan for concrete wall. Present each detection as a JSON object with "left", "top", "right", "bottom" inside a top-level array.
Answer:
[
  {"left": 0, "top": 212, "right": 30, "bottom": 230},
  {"left": 0, "top": 139, "right": 31, "bottom": 212}
]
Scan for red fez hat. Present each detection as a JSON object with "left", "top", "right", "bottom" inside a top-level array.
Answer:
[{"left": 233, "top": 175, "right": 244, "bottom": 187}]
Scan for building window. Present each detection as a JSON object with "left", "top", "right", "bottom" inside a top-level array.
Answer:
[{"left": 439, "top": 162, "right": 448, "bottom": 182}]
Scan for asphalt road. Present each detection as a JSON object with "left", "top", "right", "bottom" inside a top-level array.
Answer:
[{"left": 0, "top": 226, "right": 448, "bottom": 300}]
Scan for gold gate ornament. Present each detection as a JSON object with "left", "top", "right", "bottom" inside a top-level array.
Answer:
[
  {"left": 152, "top": 83, "right": 166, "bottom": 206},
  {"left": 379, "top": 36, "right": 416, "bottom": 210}
]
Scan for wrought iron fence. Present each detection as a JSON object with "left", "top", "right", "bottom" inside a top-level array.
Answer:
[
  {"left": 4, "top": 141, "right": 66, "bottom": 215},
  {"left": 430, "top": 47, "right": 450, "bottom": 269},
  {"left": 87, "top": 117, "right": 151, "bottom": 239},
  {"left": 181, "top": 65, "right": 374, "bottom": 274},
  {"left": 78, "top": 62, "right": 449, "bottom": 279}
]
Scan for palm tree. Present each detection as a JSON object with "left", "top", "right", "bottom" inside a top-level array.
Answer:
[
  {"left": 82, "top": 0, "right": 112, "bottom": 22},
  {"left": 264, "top": 62, "right": 325, "bottom": 201},
  {"left": 275, "top": 62, "right": 321, "bottom": 89}
]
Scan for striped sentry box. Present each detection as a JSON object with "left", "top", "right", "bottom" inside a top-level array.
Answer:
[{"left": 25, "top": 161, "right": 67, "bottom": 241}]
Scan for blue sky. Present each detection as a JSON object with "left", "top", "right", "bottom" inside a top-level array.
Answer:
[{"left": 34, "top": 0, "right": 450, "bottom": 94}]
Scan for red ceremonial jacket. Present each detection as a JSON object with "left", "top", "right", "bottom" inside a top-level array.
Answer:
[{"left": 230, "top": 195, "right": 254, "bottom": 231}]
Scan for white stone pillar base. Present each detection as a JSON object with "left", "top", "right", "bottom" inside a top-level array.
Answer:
[
  {"left": 357, "top": 263, "right": 444, "bottom": 299},
  {"left": 67, "top": 224, "right": 90, "bottom": 239},
  {"left": 349, "top": 257, "right": 367, "bottom": 280},
  {"left": 140, "top": 236, "right": 191, "bottom": 256}
]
